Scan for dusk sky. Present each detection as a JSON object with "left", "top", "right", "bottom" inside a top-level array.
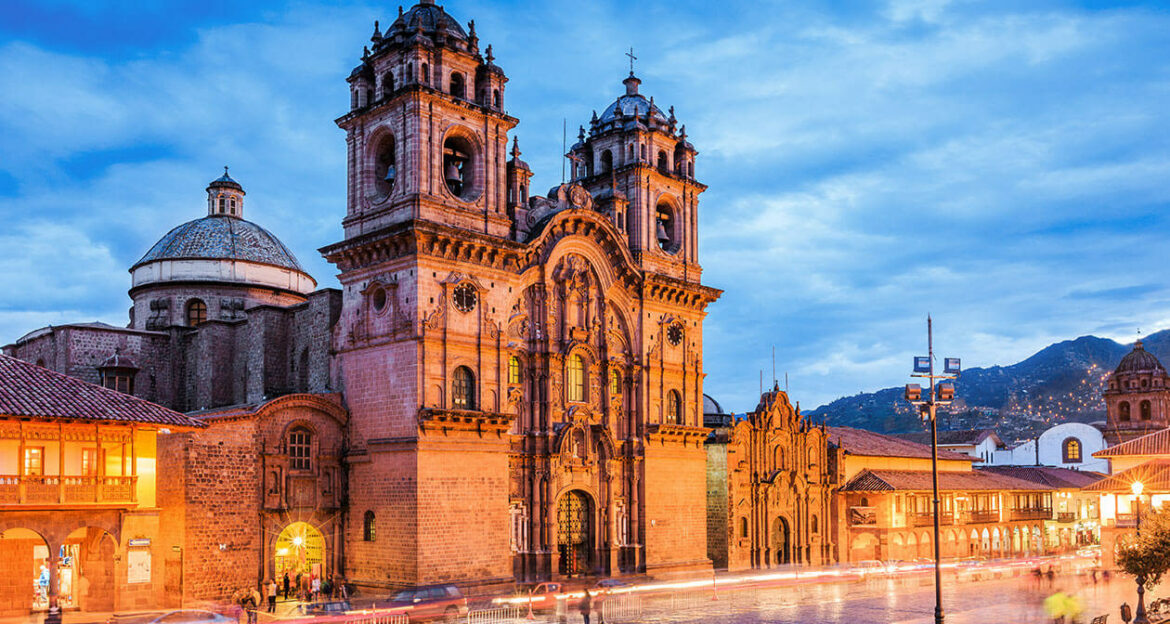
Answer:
[{"left": 2, "top": 0, "right": 1169, "bottom": 413}]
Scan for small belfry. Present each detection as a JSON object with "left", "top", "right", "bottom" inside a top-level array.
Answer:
[{"left": 206, "top": 166, "right": 245, "bottom": 218}]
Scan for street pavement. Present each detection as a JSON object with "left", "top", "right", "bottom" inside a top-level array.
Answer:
[{"left": 619, "top": 570, "right": 1165, "bottom": 623}]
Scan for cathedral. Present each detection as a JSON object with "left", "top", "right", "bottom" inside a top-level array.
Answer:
[{"left": 3, "top": 0, "right": 720, "bottom": 601}]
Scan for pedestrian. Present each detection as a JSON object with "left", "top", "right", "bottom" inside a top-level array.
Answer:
[
  {"left": 311, "top": 576, "right": 321, "bottom": 603},
  {"left": 579, "top": 589, "right": 593, "bottom": 624},
  {"left": 1046, "top": 565, "right": 1056, "bottom": 588},
  {"left": 282, "top": 572, "right": 290, "bottom": 601},
  {"left": 338, "top": 579, "right": 349, "bottom": 601},
  {"left": 321, "top": 578, "right": 333, "bottom": 601},
  {"left": 266, "top": 578, "right": 278, "bottom": 613},
  {"left": 250, "top": 586, "right": 262, "bottom": 624}
]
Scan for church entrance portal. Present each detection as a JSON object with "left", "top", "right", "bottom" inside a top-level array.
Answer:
[
  {"left": 557, "top": 491, "right": 592, "bottom": 577},
  {"left": 274, "top": 522, "right": 325, "bottom": 589},
  {"left": 773, "top": 517, "right": 791, "bottom": 565}
]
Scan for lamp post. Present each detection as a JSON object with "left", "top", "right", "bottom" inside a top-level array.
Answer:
[
  {"left": 1132, "top": 480, "right": 1148, "bottom": 624},
  {"left": 905, "top": 316, "right": 960, "bottom": 624}
]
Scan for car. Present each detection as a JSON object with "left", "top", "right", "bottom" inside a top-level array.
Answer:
[
  {"left": 591, "top": 579, "right": 630, "bottom": 595},
  {"left": 296, "top": 601, "right": 352, "bottom": 616},
  {"left": 384, "top": 584, "right": 468, "bottom": 622},
  {"left": 108, "top": 611, "right": 234, "bottom": 624},
  {"left": 854, "top": 559, "right": 887, "bottom": 577},
  {"left": 512, "top": 582, "right": 563, "bottom": 613}
]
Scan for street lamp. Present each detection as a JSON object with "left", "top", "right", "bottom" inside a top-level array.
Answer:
[
  {"left": 1132, "top": 480, "right": 1148, "bottom": 624},
  {"left": 905, "top": 316, "right": 959, "bottom": 624}
]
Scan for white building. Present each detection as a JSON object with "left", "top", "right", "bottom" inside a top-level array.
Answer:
[{"left": 991, "top": 422, "right": 1109, "bottom": 473}]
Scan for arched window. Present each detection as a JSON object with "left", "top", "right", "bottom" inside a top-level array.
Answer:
[
  {"left": 493, "top": 89, "right": 501, "bottom": 109},
  {"left": 443, "top": 135, "right": 475, "bottom": 199},
  {"left": 375, "top": 137, "right": 397, "bottom": 197},
  {"left": 288, "top": 427, "right": 312, "bottom": 470},
  {"left": 453, "top": 366, "right": 475, "bottom": 410},
  {"left": 421, "top": 63, "right": 429, "bottom": 85},
  {"left": 1120, "top": 401, "right": 1131, "bottom": 421},
  {"left": 508, "top": 356, "right": 521, "bottom": 385},
  {"left": 567, "top": 354, "right": 585, "bottom": 403},
  {"left": 860, "top": 497, "right": 869, "bottom": 507},
  {"left": 600, "top": 150, "right": 612, "bottom": 173},
  {"left": 382, "top": 72, "right": 394, "bottom": 98},
  {"left": 1141, "top": 400, "right": 1152, "bottom": 421},
  {"left": 667, "top": 389, "right": 682, "bottom": 424},
  {"left": 363, "top": 510, "right": 376, "bottom": 542},
  {"left": 656, "top": 202, "right": 678, "bottom": 253},
  {"left": 1062, "top": 437, "right": 1082, "bottom": 463},
  {"left": 609, "top": 369, "right": 621, "bottom": 396},
  {"left": 186, "top": 299, "right": 207, "bottom": 327},
  {"left": 739, "top": 517, "right": 748, "bottom": 538},
  {"left": 811, "top": 515, "right": 819, "bottom": 534},
  {"left": 218, "top": 197, "right": 225, "bottom": 213},
  {"left": 774, "top": 447, "right": 784, "bottom": 471},
  {"left": 450, "top": 72, "right": 465, "bottom": 99},
  {"left": 657, "top": 150, "right": 668, "bottom": 173}
]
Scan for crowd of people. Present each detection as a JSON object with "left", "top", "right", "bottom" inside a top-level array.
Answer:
[{"left": 231, "top": 571, "right": 351, "bottom": 623}]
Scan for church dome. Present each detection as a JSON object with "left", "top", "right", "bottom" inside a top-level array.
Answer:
[
  {"left": 1115, "top": 341, "right": 1166, "bottom": 375},
  {"left": 387, "top": 1, "right": 468, "bottom": 42},
  {"left": 132, "top": 216, "right": 305, "bottom": 272}
]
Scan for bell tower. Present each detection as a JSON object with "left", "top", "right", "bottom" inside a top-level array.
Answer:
[
  {"left": 336, "top": 0, "right": 518, "bottom": 239},
  {"left": 567, "top": 70, "right": 704, "bottom": 283}
]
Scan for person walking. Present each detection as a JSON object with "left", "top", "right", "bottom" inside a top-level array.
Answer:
[
  {"left": 579, "top": 589, "right": 593, "bottom": 624},
  {"left": 266, "top": 579, "right": 277, "bottom": 613},
  {"left": 311, "top": 575, "right": 321, "bottom": 603},
  {"left": 282, "top": 572, "right": 290, "bottom": 601}
]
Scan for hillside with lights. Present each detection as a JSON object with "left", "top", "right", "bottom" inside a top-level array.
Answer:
[{"left": 811, "top": 329, "right": 1170, "bottom": 442}]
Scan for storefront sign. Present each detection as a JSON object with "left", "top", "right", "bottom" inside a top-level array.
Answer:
[{"left": 128, "top": 538, "right": 151, "bottom": 548}]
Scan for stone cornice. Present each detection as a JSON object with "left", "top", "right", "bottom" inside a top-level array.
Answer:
[
  {"left": 418, "top": 407, "right": 515, "bottom": 437},
  {"left": 647, "top": 423, "right": 710, "bottom": 447},
  {"left": 644, "top": 273, "right": 722, "bottom": 311}
]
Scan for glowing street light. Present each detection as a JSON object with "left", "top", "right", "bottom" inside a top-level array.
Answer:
[
  {"left": 904, "top": 316, "right": 959, "bottom": 624},
  {"left": 1132, "top": 480, "right": 1149, "bottom": 624}
]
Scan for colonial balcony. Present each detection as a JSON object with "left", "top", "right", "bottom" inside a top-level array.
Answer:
[
  {"left": 1010, "top": 508, "right": 1053, "bottom": 521},
  {"left": 1056, "top": 512, "right": 1077, "bottom": 523},
  {"left": 911, "top": 512, "right": 954, "bottom": 526},
  {"left": 1116, "top": 513, "right": 1137, "bottom": 528},
  {"left": 0, "top": 475, "right": 138, "bottom": 506},
  {"left": 963, "top": 510, "right": 1000, "bottom": 524}
]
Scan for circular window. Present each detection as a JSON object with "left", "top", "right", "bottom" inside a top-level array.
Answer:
[
  {"left": 453, "top": 283, "right": 477, "bottom": 313},
  {"left": 371, "top": 287, "right": 388, "bottom": 312},
  {"left": 667, "top": 323, "right": 683, "bottom": 346}
]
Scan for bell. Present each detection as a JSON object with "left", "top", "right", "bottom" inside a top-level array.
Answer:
[
  {"left": 383, "top": 165, "right": 396, "bottom": 183},
  {"left": 656, "top": 220, "right": 669, "bottom": 245},
  {"left": 445, "top": 161, "right": 462, "bottom": 185}
]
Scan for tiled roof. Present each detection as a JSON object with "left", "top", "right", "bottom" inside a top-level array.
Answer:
[
  {"left": 1083, "top": 459, "right": 1170, "bottom": 493},
  {"left": 133, "top": 215, "right": 305, "bottom": 272},
  {"left": 844, "top": 468, "right": 1054, "bottom": 492},
  {"left": 828, "top": 426, "right": 975, "bottom": 462},
  {"left": 894, "top": 429, "right": 1002, "bottom": 448},
  {"left": 0, "top": 355, "right": 204, "bottom": 428},
  {"left": 978, "top": 466, "right": 1106, "bottom": 489},
  {"left": 1095, "top": 428, "right": 1170, "bottom": 458}
]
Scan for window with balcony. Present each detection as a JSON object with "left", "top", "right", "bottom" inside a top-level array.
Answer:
[
  {"left": 453, "top": 366, "right": 476, "bottom": 410},
  {"left": 666, "top": 390, "right": 682, "bottom": 424},
  {"left": 81, "top": 448, "right": 101, "bottom": 476},
  {"left": 288, "top": 428, "right": 312, "bottom": 471}
]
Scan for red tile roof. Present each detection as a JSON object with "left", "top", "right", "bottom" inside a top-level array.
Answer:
[
  {"left": 828, "top": 426, "right": 975, "bottom": 462},
  {"left": 844, "top": 468, "right": 1054, "bottom": 492},
  {"left": 1095, "top": 428, "right": 1170, "bottom": 458},
  {"left": 978, "top": 466, "right": 1106, "bottom": 489},
  {"left": 893, "top": 429, "right": 1004, "bottom": 448},
  {"left": 1082, "top": 459, "right": 1170, "bottom": 493},
  {"left": 0, "top": 354, "right": 204, "bottom": 428}
]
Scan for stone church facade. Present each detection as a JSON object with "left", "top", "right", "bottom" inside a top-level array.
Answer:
[{"left": 4, "top": 0, "right": 720, "bottom": 603}]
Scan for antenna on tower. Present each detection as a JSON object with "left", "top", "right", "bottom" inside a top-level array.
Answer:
[
  {"left": 562, "top": 119, "right": 567, "bottom": 183},
  {"left": 759, "top": 370, "right": 763, "bottom": 397},
  {"left": 772, "top": 346, "right": 776, "bottom": 388},
  {"left": 785, "top": 371, "right": 789, "bottom": 394}
]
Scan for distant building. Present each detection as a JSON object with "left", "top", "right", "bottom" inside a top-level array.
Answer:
[
  {"left": 892, "top": 429, "right": 1004, "bottom": 464},
  {"left": 1086, "top": 427, "right": 1170, "bottom": 566},
  {"left": 1102, "top": 340, "right": 1170, "bottom": 444},
  {"left": 705, "top": 387, "right": 838, "bottom": 570},
  {"left": 978, "top": 465, "right": 1103, "bottom": 548},
  {"left": 832, "top": 427, "right": 1057, "bottom": 562},
  {"left": 990, "top": 422, "right": 1109, "bottom": 473}
]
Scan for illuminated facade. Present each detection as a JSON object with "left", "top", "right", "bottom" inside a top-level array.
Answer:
[{"left": 0, "top": 355, "right": 203, "bottom": 616}]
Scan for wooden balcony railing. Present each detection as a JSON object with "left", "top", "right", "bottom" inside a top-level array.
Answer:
[
  {"left": 911, "top": 512, "right": 954, "bottom": 526},
  {"left": 0, "top": 475, "right": 138, "bottom": 505},
  {"left": 964, "top": 510, "right": 1000, "bottom": 524},
  {"left": 1116, "top": 513, "right": 1137, "bottom": 528},
  {"left": 1056, "top": 512, "right": 1077, "bottom": 523},
  {"left": 1011, "top": 508, "right": 1053, "bottom": 521}
]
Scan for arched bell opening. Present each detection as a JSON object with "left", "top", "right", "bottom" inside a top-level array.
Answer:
[{"left": 443, "top": 134, "right": 478, "bottom": 201}]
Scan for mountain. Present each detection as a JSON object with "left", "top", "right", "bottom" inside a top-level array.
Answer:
[{"left": 809, "top": 330, "right": 1170, "bottom": 442}]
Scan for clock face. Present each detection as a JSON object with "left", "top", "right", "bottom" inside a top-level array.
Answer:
[
  {"left": 453, "top": 283, "right": 477, "bottom": 313},
  {"left": 667, "top": 323, "right": 683, "bottom": 346}
]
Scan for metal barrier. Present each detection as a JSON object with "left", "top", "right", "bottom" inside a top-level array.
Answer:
[
  {"left": 667, "top": 591, "right": 711, "bottom": 612},
  {"left": 467, "top": 605, "right": 525, "bottom": 624},
  {"left": 599, "top": 594, "right": 642, "bottom": 622}
]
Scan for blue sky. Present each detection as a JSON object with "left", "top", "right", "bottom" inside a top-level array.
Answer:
[{"left": 2, "top": 0, "right": 1169, "bottom": 412}]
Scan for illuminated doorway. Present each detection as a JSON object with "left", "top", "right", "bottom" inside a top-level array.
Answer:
[
  {"left": 274, "top": 522, "right": 325, "bottom": 587},
  {"left": 557, "top": 491, "right": 592, "bottom": 577}
]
